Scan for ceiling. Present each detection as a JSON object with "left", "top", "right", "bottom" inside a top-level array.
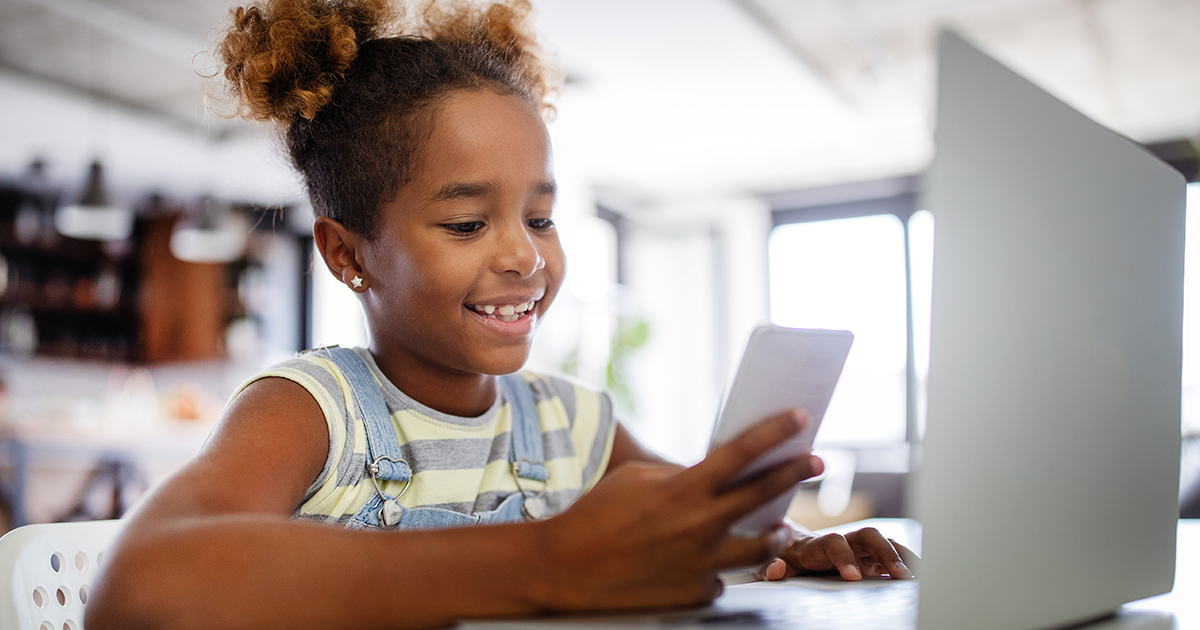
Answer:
[{"left": 1, "top": 0, "right": 1198, "bottom": 205}]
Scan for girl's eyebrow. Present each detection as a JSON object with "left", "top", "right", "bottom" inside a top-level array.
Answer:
[
  {"left": 431, "top": 180, "right": 558, "bottom": 202},
  {"left": 432, "top": 181, "right": 492, "bottom": 201}
]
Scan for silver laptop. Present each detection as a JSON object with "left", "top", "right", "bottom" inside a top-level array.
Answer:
[{"left": 459, "top": 29, "right": 1184, "bottom": 630}]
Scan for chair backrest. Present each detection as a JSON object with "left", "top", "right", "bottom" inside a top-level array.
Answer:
[{"left": 0, "top": 520, "right": 123, "bottom": 630}]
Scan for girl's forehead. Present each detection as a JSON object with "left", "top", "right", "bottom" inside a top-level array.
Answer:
[
  {"left": 430, "top": 89, "right": 549, "bottom": 143},
  {"left": 414, "top": 89, "right": 554, "bottom": 183}
]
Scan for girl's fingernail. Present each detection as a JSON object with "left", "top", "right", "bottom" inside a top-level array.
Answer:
[
  {"left": 845, "top": 564, "right": 861, "bottom": 579},
  {"left": 765, "top": 559, "right": 785, "bottom": 580}
]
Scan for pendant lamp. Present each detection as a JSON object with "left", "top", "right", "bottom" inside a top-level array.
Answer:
[
  {"left": 169, "top": 197, "right": 249, "bottom": 264},
  {"left": 55, "top": 160, "right": 134, "bottom": 241}
]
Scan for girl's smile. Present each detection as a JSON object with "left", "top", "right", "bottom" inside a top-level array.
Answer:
[{"left": 466, "top": 295, "right": 543, "bottom": 334}]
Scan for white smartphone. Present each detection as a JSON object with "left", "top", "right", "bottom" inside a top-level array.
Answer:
[{"left": 709, "top": 325, "right": 854, "bottom": 538}]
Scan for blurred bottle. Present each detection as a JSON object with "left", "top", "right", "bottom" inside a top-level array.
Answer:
[{"left": 0, "top": 306, "right": 37, "bottom": 357}]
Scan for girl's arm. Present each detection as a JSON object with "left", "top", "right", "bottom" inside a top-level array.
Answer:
[
  {"left": 86, "top": 378, "right": 557, "bottom": 629},
  {"left": 86, "top": 380, "right": 820, "bottom": 630}
]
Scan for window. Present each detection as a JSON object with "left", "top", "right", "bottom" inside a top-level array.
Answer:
[
  {"left": 908, "top": 210, "right": 935, "bottom": 439},
  {"left": 767, "top": 180, "right": 928, "bottom": 451},
  {"left": 1181, "top": 183, "right": 1200, "bottom": 437},
  {"left": 769, "top": 214, "right": 908, "bottom": 445}
]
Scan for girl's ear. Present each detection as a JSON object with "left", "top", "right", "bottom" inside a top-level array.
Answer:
[{"left": 313, "top": 216, "right": 368, "bottom": 292}]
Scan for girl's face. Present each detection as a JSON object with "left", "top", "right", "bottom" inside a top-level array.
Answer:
[{"left": 361, "top": 88, "right": 565, "bottom": 378}]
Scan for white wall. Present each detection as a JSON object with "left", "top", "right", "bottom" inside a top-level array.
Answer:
[
  {"left": 0, "top": 69, "right": 301, "bottom": 207},
  {"left": 618, "top": 196, "right": 772, "bottom": 465}
]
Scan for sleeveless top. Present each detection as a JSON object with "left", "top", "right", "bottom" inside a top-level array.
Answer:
[{"left": 232, "top": 346, "right": 616, "bottom": 526}]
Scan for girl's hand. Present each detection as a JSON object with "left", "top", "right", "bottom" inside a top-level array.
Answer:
[
  {"left": 761, "top": 527, "right": 917, "bottom": 581},
  {"left": 540, "top": 409, "right": 823, "bottom": 612}
]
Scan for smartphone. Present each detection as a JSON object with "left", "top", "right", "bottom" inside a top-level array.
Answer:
[{"left": 709, "top": 325, "right": 854, "bottom": 537}]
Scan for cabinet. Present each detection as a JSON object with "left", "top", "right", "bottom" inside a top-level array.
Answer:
[
  {"left": 0, "top": 181, "right": 243, "bottom": 363},
  {"left": 138, "top": 213, "right": 242, "bottom": 362}
]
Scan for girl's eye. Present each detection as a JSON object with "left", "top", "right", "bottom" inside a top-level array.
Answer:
[
  {"left": 443, "top": 221, "right": 484, "bottom": 235},
  {"left": 527, "top": 218, "right": 554, "bottom": 231}
]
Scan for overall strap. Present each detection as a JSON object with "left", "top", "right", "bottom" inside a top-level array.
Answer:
[
  {"left": 322, "top": 347, "right": 412, "bottom": 482},
  {"left": 499, "top": 374, "right": 549, "bottom": 482}
]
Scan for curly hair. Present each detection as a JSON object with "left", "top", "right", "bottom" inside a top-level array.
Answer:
[{"left": 216, "top": 0, "right": 560, "bottom": 238}]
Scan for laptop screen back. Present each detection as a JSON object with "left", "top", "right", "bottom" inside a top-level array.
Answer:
[{"left": 914, "top": 30, "right": 1184, "bottom": 630}]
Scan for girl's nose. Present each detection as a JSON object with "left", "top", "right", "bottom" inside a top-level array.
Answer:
[{"left": 493, "top": 221, "right": 545, "bottom": 278}]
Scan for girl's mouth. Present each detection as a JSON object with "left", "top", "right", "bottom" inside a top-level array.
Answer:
[{"left": 466, "top": 299, "right": 538, "bottom": 323}]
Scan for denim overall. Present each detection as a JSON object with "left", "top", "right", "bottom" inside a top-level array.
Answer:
[{"left": 320, "top": 347, "right": 550, "bottom": 530}]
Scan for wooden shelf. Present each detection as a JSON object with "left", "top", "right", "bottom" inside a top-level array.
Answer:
[{"left": 0, "top": 184, "right": 243, "bottom": 363}]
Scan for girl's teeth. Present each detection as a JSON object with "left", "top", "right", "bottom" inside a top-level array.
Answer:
[{"left": 472, "top": 301, "right": 536, "bottom": 320}]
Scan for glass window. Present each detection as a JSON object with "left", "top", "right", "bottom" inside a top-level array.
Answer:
[
  {"left": 768, "top": 214, "right": 908, "bottom": 445},
  {"left": 908, "top": 210, "right": 935, "bottom": 438}
]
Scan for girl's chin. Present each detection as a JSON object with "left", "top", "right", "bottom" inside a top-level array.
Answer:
[
  {"left": 464, "top": 332, "right": 535, "bottom": 375},
  {"left": 474, "top": 349, "right": 533, "bottom": 377}
]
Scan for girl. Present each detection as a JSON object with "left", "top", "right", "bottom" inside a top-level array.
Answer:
[{"left": 87, "top": 1, "right": 911, "bottom": 628}]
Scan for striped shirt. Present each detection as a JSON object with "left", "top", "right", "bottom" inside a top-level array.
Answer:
[{"left": 233, "top": 347, "right": 616, "bottom": 524}]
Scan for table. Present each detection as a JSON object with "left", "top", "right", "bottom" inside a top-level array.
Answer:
[
  {"left": 0, "top": 419, "right": 211, "bottom": 526},
  {"left": 459, "top": 518, "right": 1199, "bottom": 629}
]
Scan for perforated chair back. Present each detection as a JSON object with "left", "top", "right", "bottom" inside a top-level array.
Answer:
[{"left": 0, "top": 520, "right": 123, "bottom": 630}]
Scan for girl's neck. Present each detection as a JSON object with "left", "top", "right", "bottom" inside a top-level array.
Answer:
[{"left": 367, "top": 345, "right": 498, "bottom": 417}]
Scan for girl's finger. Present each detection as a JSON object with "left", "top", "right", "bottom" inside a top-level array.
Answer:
[
  {"left": 848, "top": 528, "right": 912, "bottom": 579},
  {"left": 762, "top": 558, "right": 789, "bottom": 581},
  {"left": 676, "top": 410, "right": 807, "bottom": 492},
  {"left": 812, "top": 533, "right": 862, "bottom": 581},
  {"left": 707, "top": 454, "right": 822, "bottom": 524},
  {"left": 890, "top": 539, "right": 920, "bottom": 576}
]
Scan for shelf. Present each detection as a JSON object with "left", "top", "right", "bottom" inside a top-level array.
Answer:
[{"left": 0, "top": 182, "right": 243, "bottom": 364}]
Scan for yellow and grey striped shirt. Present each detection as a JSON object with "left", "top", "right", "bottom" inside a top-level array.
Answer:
[{"left": 234, "top": 347, "right": 616, "bottom": 524}]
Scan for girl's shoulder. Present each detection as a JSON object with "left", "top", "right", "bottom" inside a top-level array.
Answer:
[{"left": 231, "top": 347, "right": 354, "bottom": 406}]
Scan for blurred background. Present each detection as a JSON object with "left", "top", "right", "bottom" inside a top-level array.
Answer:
[{"left": 0, "top": 0, "right": 1198, "bottom": 531}]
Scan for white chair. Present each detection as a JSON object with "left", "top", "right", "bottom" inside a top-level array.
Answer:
[{"left": 0, "top": 520, "right": 123, "bottom": 630}]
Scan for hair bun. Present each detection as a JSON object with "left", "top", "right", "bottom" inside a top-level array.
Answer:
[
  {"left": 417, "top": 0, "right": 557, "bottom": 117},
  {"left": 219, "top": 0, "right": 396, "bottom": 123}
]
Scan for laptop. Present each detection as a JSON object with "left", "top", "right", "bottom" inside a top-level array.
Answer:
[{"left": 459, "top": 29, "right": 1185, "bottom": 630}]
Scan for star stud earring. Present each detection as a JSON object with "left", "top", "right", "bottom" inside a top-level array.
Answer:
[{"left": 351, "top": 276, "right": 364, "bottom": 289}]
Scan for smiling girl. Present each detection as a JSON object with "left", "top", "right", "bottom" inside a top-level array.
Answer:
[{"left": 86, "top": 1, "right": 910, "bottom": 628}]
